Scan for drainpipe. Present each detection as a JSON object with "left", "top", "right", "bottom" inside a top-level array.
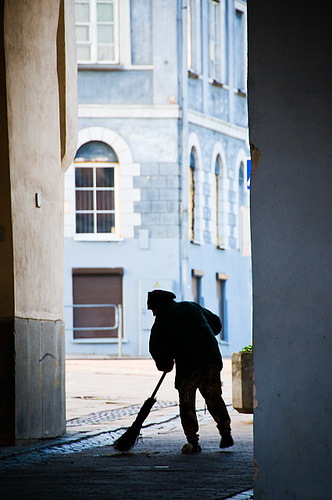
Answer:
[
  {"left": 179, "top": 0, "right": 189, "bottom": 300},
  {"left": 228, "top": 0, "right": 235, "bottom": 123}
]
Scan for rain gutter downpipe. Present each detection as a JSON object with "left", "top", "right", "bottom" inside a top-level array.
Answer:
[{"left": 179, "top": 0, "right": 189, "bottom": 301}]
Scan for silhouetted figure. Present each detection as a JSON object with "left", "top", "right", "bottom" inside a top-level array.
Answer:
[{"left": 148, "top": 289, "right": 234, "bottom": 454}]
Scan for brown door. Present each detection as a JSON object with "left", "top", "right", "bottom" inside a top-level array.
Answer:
[{"left": 72, "top": 268, "right": 123, "bottom": 339}]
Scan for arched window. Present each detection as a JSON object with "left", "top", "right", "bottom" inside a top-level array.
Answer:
[
  {"left": 74, "top": 141, "right": 119, "bottom": 236},
  {"left": 190, "top": 147, "right": 196, "bottom": 241}
]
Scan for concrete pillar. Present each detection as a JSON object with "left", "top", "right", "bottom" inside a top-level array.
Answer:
[
  {"left": 248, "top": 1, "right": 332, "bottom": 498},
  {"left": 0, "top": 0, "right": 77, "bottom": 445},
  {"left": 231, "top": 352, "right": 253, "bottom": 414},
  {"left": 0, "top": 5, "right": 14, "bottom": 442}
]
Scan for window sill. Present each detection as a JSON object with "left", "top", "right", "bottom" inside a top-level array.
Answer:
[
  {"left": 78, "top": 64, "right": 154, "bottom": 72},
  {"left": 208, "top": 78, "right": 225, "bottom": 89},
  {"left": 78, "top": 64, "right": 124, "bottom": 71},
  {"left": 190, "top": 239, "right": 203, "bottom": 245},
  {"left": 74, "top": 235, "right": 124, "bottom": 242},
  {"left": 188, "top": 69, "right": 200, "bottom": 79},
  {"left": 217, "top": 244, "right": 226, "bottom": 250},
  {"left": 234, "top": 88, "right": 247, "bottom": 97},
  {"left": 70, "top": 338, "right": 128, "bottom": 344}
]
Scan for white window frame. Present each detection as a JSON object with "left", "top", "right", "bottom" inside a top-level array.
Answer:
[
  {"left": 75, "top": 0, "right": 131, "bottom": 66},
  {"left": 191, "top": 269, "right": 204, "bottom": 305},
  {"left": 188, "top": 0, "right": 202, "bottom": 74},
  {"left": 190, "top": 150, "right": 196, "bottom": 242},
  {"left": 210, "top": 143, "right": 229, "bottom": 248},
  {"left": 235, "top": 149, "right": 250, "bottom": 254},
  {"left": 188, "top": 132, "right": 204, "bottom": 244},
  {"left": 216, "top": 272, "right": 228, "bottom": 343},
  {"left": 64, "top": 127, "right": 141, "bottom": 242},
  {"left": 74, "top": 160, "right": 121, "bottom": 241},
  {"left": 215, "top": 155, "right": 225, "bottom": 247},
  {"left": 209, "top": 0, "right": 226, "bottom": 83},
  {"left": 234, "top": 0, "right": 247, "bottom": 93}
]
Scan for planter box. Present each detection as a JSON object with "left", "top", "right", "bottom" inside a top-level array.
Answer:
[{"left": 231, "top": 351, "right": 253, "bottom": 414}]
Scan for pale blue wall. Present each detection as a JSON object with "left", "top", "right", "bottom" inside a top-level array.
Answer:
[
  {"left": 64, "top": 0, "right": 251, "bottom": 359},
  {"left": 207, "top": 85, "right": 229, "bottom": 121},
  {"left": 188, "top": 78, "right": 204, "bottom": 113},
  {"left": 188, "top": 244, "right": 251, "bottom": 356},
  {"left": 78, "top": 117, "right": 178, "bottom": 163},
  {"left": 78, "top": 71, "right": 153, "bottom": 105},
  {"left": 64, "top": 237, "right": 180, "bottom": 357}
]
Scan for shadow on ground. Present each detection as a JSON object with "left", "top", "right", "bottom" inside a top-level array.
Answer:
[{"left": 0, "top": 409, "right": 253, "bottom": 500}]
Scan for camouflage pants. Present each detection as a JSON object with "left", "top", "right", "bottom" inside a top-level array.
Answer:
[{"left": 177, "top": 364, "right": 231, "bottom": 444}]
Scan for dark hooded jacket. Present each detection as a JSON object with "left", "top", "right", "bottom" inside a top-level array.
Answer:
[{"left": 149, "top": 300, "right": 222, "bottom": 388}]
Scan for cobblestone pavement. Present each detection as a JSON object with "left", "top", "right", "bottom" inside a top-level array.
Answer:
[
  {"left": 0, "top": 359, "right": 254, "bottom": 499},
  {"left": 66, "top": 401, "right": 178, "bottom": 427}
]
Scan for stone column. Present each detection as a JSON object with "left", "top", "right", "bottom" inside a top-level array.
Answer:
[{"left": 0, "top": 0, "right": 77, "bottom": 445}]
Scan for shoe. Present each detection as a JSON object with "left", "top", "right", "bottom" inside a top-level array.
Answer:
[
  {"left": 181, "top": 442, "right": 202, "bottom": 454},
  {"left": 219, "top": 433, "right": 234, "bottom": 449}
]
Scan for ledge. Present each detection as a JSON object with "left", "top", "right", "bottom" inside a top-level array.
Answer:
[
  {"left": 73, "top": 235, "right": 124, "bottom": 243},
  {"left": 78, "top": 64, "right": 153, "bottom": 72},
  {"left": 70, "top": 338, "right": 128, "bottom": 344},
  {"left": 235, "top": 88, "right": 247, "bottom": 97},
  {"left": 209, "top": 78, "right": 225, "bottom": 88},
  {"left": 78, "top": 64, "right": 124, "bottom": 71},
  {"left": 188, "top": 69, "right": 200, "bottom": 79}
]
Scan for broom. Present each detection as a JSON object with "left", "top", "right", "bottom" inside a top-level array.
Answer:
[{"left": 113, "top": 371, "right": 167, "bottom": 452}]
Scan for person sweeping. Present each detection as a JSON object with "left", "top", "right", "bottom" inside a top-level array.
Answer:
[{"left": 148, "top": 289, "right": 234, "bottom": 454}]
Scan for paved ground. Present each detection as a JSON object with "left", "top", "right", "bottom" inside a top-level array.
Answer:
[{"left": 0, "top": 359, "right": 254, "bottom": 500}]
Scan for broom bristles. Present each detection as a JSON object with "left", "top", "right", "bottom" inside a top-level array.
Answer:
[
  {"left": 113, "top": 421, "right": 141, "bottom": 452},
  {"left": 113, "top": 397, "right": 157, "bottom": 452},
  {"left": 112, "top": 373, "right": 167, "bottom": 452}
]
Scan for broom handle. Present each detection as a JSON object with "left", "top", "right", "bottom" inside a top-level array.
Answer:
[{"left": 150, "top": 371, "right": 167, "bottom": 399}]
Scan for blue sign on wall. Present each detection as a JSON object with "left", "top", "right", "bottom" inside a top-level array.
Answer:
[{"left": 247, "top": 159, "right": 252, "bottom": 190}]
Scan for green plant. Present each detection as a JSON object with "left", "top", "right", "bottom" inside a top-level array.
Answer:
[{"left": 240, "top": 343, "right": 253, "bottom": 353}]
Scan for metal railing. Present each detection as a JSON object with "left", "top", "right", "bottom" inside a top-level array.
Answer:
[{"left": 64, "top": 303, "right": 123, "bottom": 357}]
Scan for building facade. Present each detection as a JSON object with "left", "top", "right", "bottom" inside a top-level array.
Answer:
[{"left": 63, "top": 0, "right": 251, "bottom": 358}]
